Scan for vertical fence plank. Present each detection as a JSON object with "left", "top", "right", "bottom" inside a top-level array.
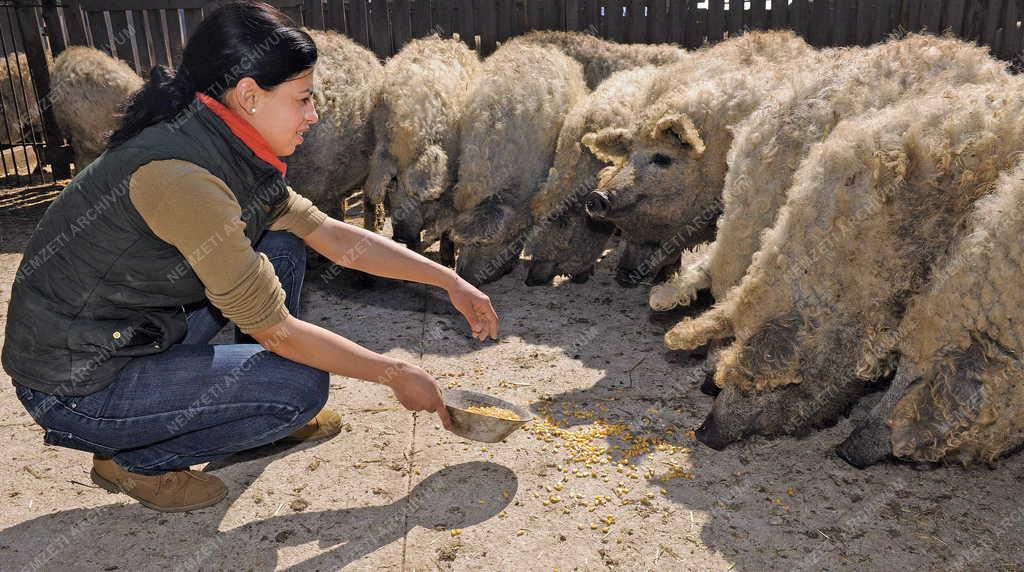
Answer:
[
  {"left": 564, "top": 0, "right": 578, "bottom": 31},
  {"left": 606, "top": 0, "right": 625, "bottom": 41},
  {"left": 920, "top": 0, "right": 942, "bottom": 33},
  {"left": 408, "top": 0, "right": 431, "bottom": 37},
  {"left": 943, "top": 0, "right": 966, "bottom": 35},
  {"left": 855, "top": 0, "right": 873, "bottom": 44},
  {"left": 41, "top": 1, "right": 66, "bottom": 56},
  {"left": 647, "top": 0, "right": 668, "bottom": 42},
  {"left": 181, "top": 7, "right": 202, "bottom": 42},
  {"left": 165, "top": 8, "right": 184, "bottom": 65},
  {"left": 625, "top": 0, "right": 641, "bottom": 42},
  {"left": 392, "top": 0, "right": 412, "bottom": 46},
  {"left": 543, "top": 0, "right": 561, "bottom": 30},
  {"left": 707, "top": 0, "right": 723, "bottom": 41},
  {"left": 999, "top": 0, "right": 1019, "bottom": 59},
  {"left": 496, "top": 0, "right": 513, "bottom": 40},
  {"left": 368, "top": 0, "right": 391, "bottom": 57},
  {"left": 129, "top": 10, "right": 151, "bottom": 72},
  {"left": 750, "top": 0, "right": 767, "bottom": 30},
  {"left": 982, "top": 0, "right": 1003, "bottom": 46},
  {"left": 906, "top": 0, "right": 923, "bottom": 31},
  {"left": 433, "top": 0, "right": 454, "bottom": 36},
  {"left": 513, "top": 0, "right": 527, "bottom": 35},
  {"left": 685, "top": 0, "right": 701, "bottom": 47},
  {"left": 833, "top": 0, "right": 856, "bottom": 46},
  {"left": 871, "top": 0, "right": 892, "bottom": 41},
  {"left": 325, "top": 0, "right": 346, "bottom": 32},
  {"left": 108, "top": 10, "right": 133, "bottom": 65},
  {"left": 670, "top": 0, "right": 687, "bottom": 44},
  {"left": 456, "top": 0, "right": 475, "bottom": 45},
  {"left": 578, "top": 0, "right": 599, "bottom": 35},
  {"left": 303, "top": 0, "right": 325, "bottom": 29},
  {"left": 145, "top": 9, "right": 168, "bottom": 67},
  {"left": 809, "top": 0, "right": 830, "bottom": 45},
  {"left": 479, "top": 0, "right": 498, "bottom": 52},
  {"left": 726, "top": 0, "right": 742, "bottom": 38},
  {"left": 770, "top": 0, "right": 787, "bottom": 29},
  {"left": 18, "top": 3, "right": 71, "bottom": 179},
  {"left": 85, "top": 10, "right": 110, "bottom": 53},
  {"left": 790, "top": 0, "right": 809, "bottom": 37},
  {"left": 962, "top": 0, "right": 985, "bottom": 40},
  {"left": 63, "top": 4, "right": 88, "bottom": 45},
  {"left": 348, "top": 0, "right": 370, "bottom": 44}
]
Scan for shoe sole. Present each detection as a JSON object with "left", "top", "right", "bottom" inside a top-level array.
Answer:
[{"left": 90, "top": 468, "right": 228, "bottom": 513}]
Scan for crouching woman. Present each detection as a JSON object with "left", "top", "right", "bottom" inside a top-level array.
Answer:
[{"left": 1, "top": 1, "right": 498, "bottom": 512}]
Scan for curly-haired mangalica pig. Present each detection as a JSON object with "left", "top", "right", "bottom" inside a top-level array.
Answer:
[
  {"left": 50, "top": 46, "right": 143, "bottom": 169},
  {"left": 523, "top": 66, "right": 658, "bottom": 286},
  {"left": 363, "top": 36, "right": 480, "bottom": 263},
  {"left": 837, "top": 158, "right": 1024, "bottom": 468},
  {"left": 672, "top": 80, "right": 1024, "bottom": 451},
  {"left": 522, "top": 30, "right": 814, "bottom": 287},
  {"left": 449, "top": 41, "right": 587, "bottom": 286},
  {"left": 284, "top": 29, "right": 382, "bottom": 222},
  {"left": 582, "top": 50, "right": 821, "bottom": 287},
  {"left": 650, "top": 33, "right": 1010, "bottom": 312}
]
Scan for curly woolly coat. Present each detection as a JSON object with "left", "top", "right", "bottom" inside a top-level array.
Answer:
[
  {"left": 681, "top": 81, "right": 1024, "bottom": 450},
  {"left": 284, "top": 29, "right": 382, "bottom": 217},
  {"left": 50, "top": 47, "right": 143, "bottom": 168},
  {"left": 363, "top": 35, "right": 480, "bottom": 250},
  {"left": 651, "top": 33, "right": 1010, "bottom": 312},
  {"left": 450, "top": 41, "right": 586, "bottom": 285},
  {"left": 515, "top": 30, "right": 686, "bottom": 89},
  {"left": 843, "top": 158, "right": 1024, "bottom": 466}
]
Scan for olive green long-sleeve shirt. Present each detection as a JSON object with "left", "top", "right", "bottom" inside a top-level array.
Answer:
[{"left": 128, "top": 159, "right": 327, "bottom": 334}]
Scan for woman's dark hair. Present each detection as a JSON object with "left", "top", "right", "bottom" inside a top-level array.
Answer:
[{"left": 107, "top": 0, "right": 317, "bottom": 148}]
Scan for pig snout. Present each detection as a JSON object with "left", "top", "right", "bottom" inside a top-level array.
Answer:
[
  {"left": 585, "top": 191, "right": 612, "bottom": 218},
  {"left": 835, "top": 417, "right": 894, "bottom": 469}
]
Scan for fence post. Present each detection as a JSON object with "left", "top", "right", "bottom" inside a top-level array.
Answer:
[{"left": 17, "top": 1, "right": 72, "bottom": 180}]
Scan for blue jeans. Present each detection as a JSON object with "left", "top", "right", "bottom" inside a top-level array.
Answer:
[{"left": 14, "top": 231, "right": 329, "bottom": 475}]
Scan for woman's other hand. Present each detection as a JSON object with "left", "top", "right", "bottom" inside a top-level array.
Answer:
[
  {"left": 446, "top": 276, "right": 499, "bottom": 341},
  {"left": 389, "top": 364, "right": 453, "bottom": 429}
]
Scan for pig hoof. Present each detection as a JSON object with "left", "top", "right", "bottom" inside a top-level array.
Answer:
[
  {"left": 699, "top": 368, "right": 720, "bottom": 397},
  {"left": 569, "top": 267, "right": 594, "bottom": 284},
  {"left": 524, "top": 275, "right": 552, "bottom": 287},
  {"left": 615, "top": 268, "right": 642, "bottom": 288}
]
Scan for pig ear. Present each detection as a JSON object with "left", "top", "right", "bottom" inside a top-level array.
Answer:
[
  {"left": 652, "top": 113, "right": 705, "bottom": 156},
  {"left": 581, "top": 128, "right": 633, "bottom": 164},
  {"left": 406, "top": 145, "right": 449, "bottom": 202},
  {"left": 451, "top": 194, "right": 520, "bottom": 246},
  {"left": 364, "top": 153, "right": 397, "bottom": 205}
]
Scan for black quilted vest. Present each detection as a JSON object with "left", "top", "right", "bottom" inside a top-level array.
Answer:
[{"left": 2, "top": 95, "right": 290, "bottom": 395}]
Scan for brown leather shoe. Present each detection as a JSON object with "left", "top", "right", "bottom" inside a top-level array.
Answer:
[
  {"left": 90, "top": 456, "right": 227, "bottom": 513},
  {"left": 280, "top": 408, "right": 342, "bottom": 443}
]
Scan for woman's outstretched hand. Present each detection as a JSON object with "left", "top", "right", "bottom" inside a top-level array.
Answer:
[
  {"left": 446, "top": 276, "right": 500, "bottom": 341},
  {"left": 389, "top": 364, "right": 452, "bottom": 429}
]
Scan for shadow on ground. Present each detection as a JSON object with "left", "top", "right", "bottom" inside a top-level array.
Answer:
[{"left": 0, "top": 439, "right": 516, "bottom": 571}]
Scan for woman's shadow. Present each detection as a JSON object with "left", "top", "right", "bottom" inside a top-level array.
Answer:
[{"left": 0, "top": 441, "right": 516, "bottom": 571}]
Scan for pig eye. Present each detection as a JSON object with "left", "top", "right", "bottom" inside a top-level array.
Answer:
[{"left": 651, "top": 153, "right": 672, "bottom": 167}]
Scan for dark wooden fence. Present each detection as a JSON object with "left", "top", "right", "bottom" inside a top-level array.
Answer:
[{"left": 2, "top": 0, "right": 1024, "bottom": 189}]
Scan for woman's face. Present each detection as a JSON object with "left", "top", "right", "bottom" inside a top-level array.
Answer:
[{"left": 228, "top": 69, "right": 318, "bottom": 157}]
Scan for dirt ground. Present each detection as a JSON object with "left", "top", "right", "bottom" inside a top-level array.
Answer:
[{"left": 1, "top": 185, "right": 1022, "bottom": 571}]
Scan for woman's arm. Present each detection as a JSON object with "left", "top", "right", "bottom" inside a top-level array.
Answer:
[
  {"left": 249, "top": 315, "right": 453, "bottom": 428},
  {"left": 303, "top": 217, "right": 499, "bottom": 340}
]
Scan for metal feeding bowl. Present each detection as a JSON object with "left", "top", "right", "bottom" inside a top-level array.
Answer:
[{"left": 444, "top": 389, "right": 534, "bottom": 443}]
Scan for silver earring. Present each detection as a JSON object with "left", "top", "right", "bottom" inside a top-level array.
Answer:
[{"left": 250, "top": 107, "right": 256, "bottom": 113}]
